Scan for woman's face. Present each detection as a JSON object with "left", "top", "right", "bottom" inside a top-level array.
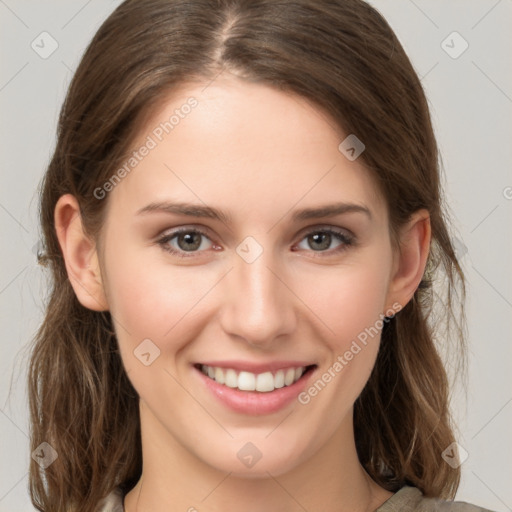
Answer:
[{"left": 97, "top": 72, "right": 402, "bottom": 477}]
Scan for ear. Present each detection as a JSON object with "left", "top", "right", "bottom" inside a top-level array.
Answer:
[
  {"left": 54, "top": 194, "right": 109, "bottom": 311},
  {"left": 384, "top": 209, "right": 431, "bottom": 312}
]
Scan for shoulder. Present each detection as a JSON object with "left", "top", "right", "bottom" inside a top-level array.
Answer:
[
  {"left": 96, "top": 485, "right": 497, "bottom": 512},
  {"left": 95, "top": 486, "right": 125, "bottom": 512},
  {"left": 376, "top": 486, "right": 497, "bottom": 512}
]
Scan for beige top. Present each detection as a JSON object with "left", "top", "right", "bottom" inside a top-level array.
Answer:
[{"left": 96, "top": 485, "right": 496, "bottom": 512}]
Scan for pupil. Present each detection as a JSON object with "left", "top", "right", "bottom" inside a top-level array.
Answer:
[
  {"left": 178, "top": 232, "right": 201, "bottom": 251},
  {"left": 309, "top": 232, "right": 331, "bottom": 251}
]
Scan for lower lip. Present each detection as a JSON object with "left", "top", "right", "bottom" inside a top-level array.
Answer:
[{"left": 194, "top": 366, "right": 316, "bottom": 415}]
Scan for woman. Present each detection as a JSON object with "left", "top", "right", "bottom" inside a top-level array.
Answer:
[{"left": 28, "top": 0, "right": 495, "bottom": 511}]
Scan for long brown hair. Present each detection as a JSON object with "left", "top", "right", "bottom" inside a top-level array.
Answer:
[{"left": 28, "top": 0, "right": 466, "bottom": 510}]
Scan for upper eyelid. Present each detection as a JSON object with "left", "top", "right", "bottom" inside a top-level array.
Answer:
[
  {"left": 158, "top": 225, "right": 214, "bottom": 240},
  {"left": 157, "top": 224, "right": 354, "bottom": 248},
  {"left": 158, "top": 223, "right": 353, "bottom": 238},
  {"left": 296, "top": 224, "right": 354, "bottom": 238}
]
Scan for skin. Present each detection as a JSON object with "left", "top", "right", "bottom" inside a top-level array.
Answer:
[{"left": 55, "top": 71, "right": 431, "bottom": 512}]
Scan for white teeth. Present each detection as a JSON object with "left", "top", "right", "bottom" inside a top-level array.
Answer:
[
  {"left": 274, "top": 369, "right": 285, "bottom": 389},
  {"left": 199, "top": 365, "right": 308, "bottom": 392},
  {"left": 225, "top": 368, "right": 238, "bottom": 388},
  {"left": 214, "top": 367, "right": 225, "bottom": 384},
  {"left": 238, "top": 371, "right": 256, "bottom": 391},
  {"left": 256, "top": 372, "right": 274, "bottom": 392},
  {"left": 284, "top": 368, "right": 296, "bottom": 386}
]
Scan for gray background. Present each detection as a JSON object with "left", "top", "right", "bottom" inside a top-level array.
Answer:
[{"left": 1, "top": 0, "right": 511, "bottom": 510}]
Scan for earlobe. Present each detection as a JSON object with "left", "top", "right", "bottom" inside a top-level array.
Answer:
[
  {"left": 385, "top": 209, "right": 431, "bottom": 312},
  {"left": 54, "top": 194, "right": 109, "bottom": 311}
]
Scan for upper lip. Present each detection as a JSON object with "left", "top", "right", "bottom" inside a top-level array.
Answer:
[{"left": 195, "top": 360, "right": 316, "bottom": 373}]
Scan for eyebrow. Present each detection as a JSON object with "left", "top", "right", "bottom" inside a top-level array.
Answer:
[{"left": 136, "top": 201, "right": 372, "bottom": 223}]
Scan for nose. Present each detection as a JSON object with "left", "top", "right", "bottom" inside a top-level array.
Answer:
[{"left": 219, "top": 244, "right": 297, "bottom": 349}]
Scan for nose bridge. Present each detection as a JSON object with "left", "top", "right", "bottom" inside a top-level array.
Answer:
[{"left": 220, "top": 239, "right": 295, "bottom": 346}]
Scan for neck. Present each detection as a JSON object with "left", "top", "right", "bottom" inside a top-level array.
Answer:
[{"left": 124, "top": 401, "right": 393, "bottom": 512}]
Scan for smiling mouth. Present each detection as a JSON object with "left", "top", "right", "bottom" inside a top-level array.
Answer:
[{"left": 193, "top": 363, "right": 317, "bottom": 393}]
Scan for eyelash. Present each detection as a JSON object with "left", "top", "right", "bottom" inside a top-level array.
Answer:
[{"left": 156, "top": 226, "right": 355, "bottom": 259}]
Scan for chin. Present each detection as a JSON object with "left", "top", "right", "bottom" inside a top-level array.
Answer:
[{"left": 196, "top": 437, "right": 310, "bottom": 479}]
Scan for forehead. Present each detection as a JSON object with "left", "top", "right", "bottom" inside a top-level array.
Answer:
[{"left": 106, "top": 73, "right": 386, "bottom": 227}]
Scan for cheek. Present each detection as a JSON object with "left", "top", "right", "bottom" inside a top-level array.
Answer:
[
  {"left": 102, "top": 246, "right": 219, "bottom": 363},
  {"left": 296, "top": 259, "right": 391, "bottom": 347},
  {"left": 289, "top": 261, "right": 391, "bottom": 433},
  {"left": 292, "top": 253, "right": 392, "bottom": 402}
]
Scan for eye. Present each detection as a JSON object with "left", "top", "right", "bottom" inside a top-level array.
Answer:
[
  {"left": 156, "top": 226, "right": 355, "bottom": 259},
  {"left": 294, "top": 227, "right": 354, "bottom": 255},
  {"left": 157, "top": 228, "right": 216, "bottom": 257}
]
